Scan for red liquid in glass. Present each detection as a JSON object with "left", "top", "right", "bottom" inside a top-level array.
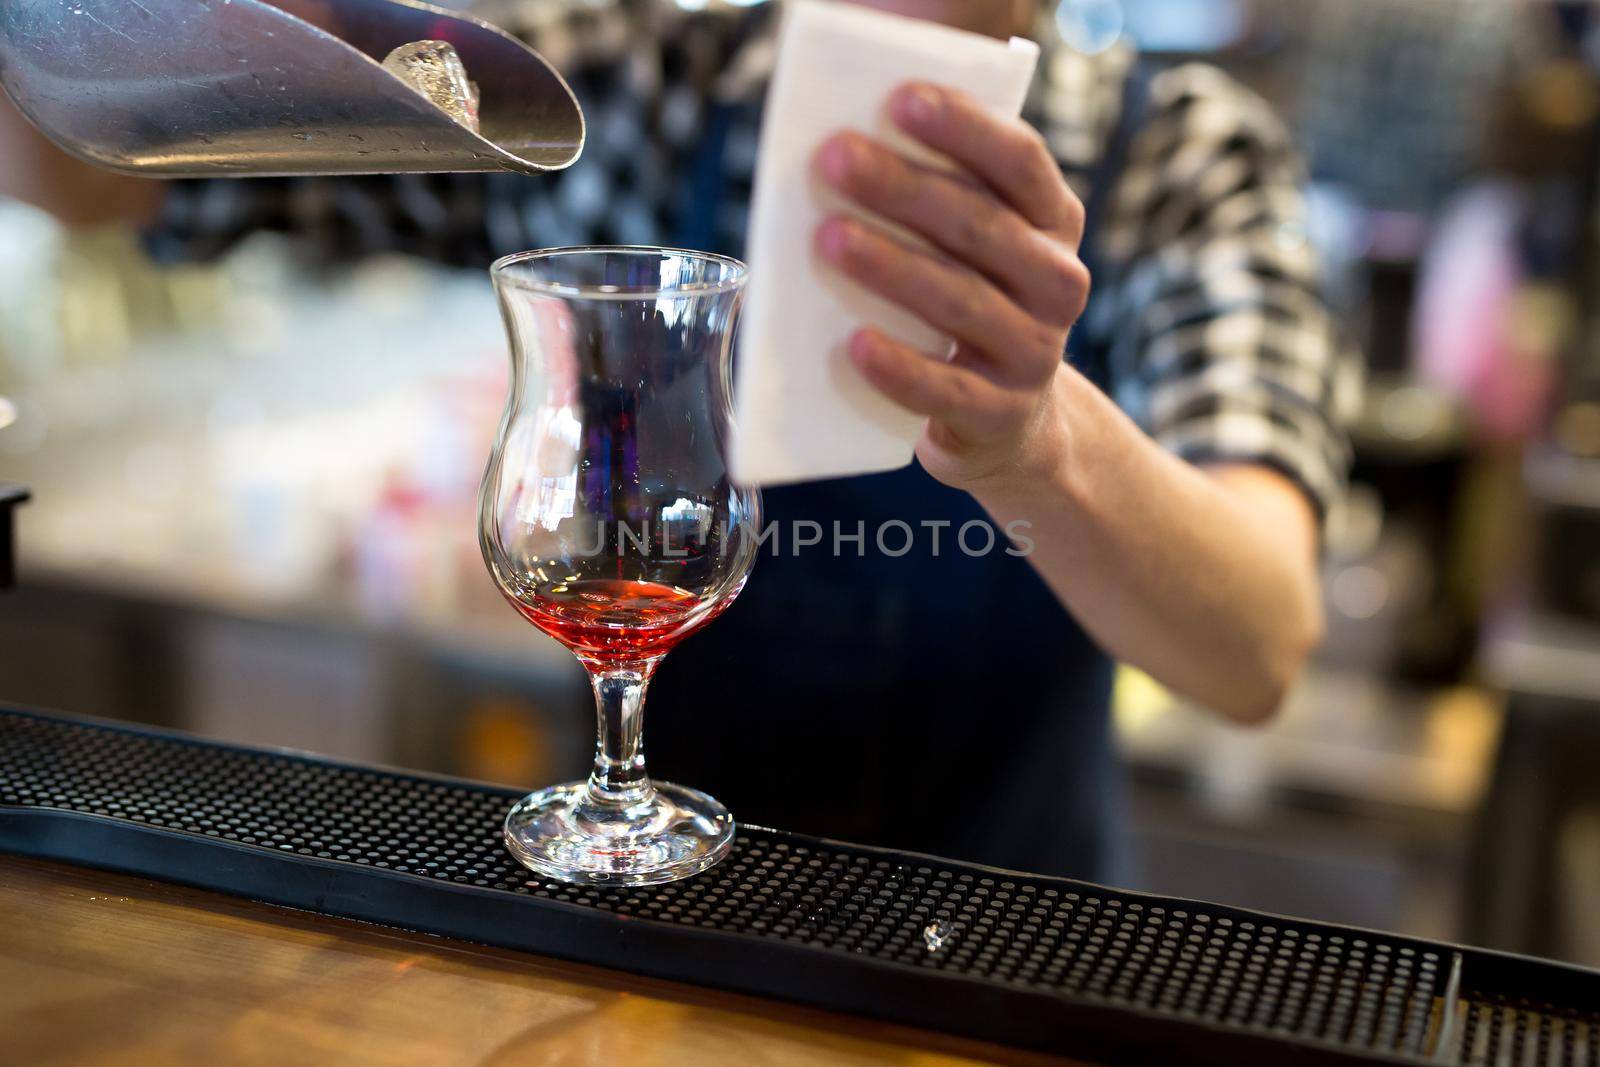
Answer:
[{"left": 510, "top": 578, "right": 723, "bottom": 664}]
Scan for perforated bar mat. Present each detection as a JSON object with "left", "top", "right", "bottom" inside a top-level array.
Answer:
[{"left": 2, "top": 707, "right": 1597, "bottom": 1065}]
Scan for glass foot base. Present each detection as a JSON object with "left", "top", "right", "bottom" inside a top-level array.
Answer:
[{"left": 503, "top": 781, "right": 734, "bottom": 886}]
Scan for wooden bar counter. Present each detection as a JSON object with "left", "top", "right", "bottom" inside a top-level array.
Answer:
[{"left": 0, "top": 856, "right": 1083, "bottom": 1066}]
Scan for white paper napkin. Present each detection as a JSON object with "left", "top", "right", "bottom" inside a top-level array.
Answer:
[{"left": 730, "top": 0, "right": 1041, "bottom": 487}]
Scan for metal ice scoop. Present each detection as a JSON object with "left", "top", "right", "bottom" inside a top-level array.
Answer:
[{"left": 0, "top": 0, "right": 584, "bottom": 177}]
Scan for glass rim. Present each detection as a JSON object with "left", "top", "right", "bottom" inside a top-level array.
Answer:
[{"left": 490, "top": 245, "right": 749, "bottom": 299}]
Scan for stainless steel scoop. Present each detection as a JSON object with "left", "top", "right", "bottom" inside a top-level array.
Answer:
[{"left": 0, "top": 0, "right": 584, "bottom": 177}]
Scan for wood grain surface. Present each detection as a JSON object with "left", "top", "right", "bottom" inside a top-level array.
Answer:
[{"left": 0, "top": 856, "right": 1087, "bottom": 1066}]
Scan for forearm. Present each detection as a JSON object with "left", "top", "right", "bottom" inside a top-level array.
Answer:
[{"left": 973, "top": 365, "right": 1324, "bottom": 724}]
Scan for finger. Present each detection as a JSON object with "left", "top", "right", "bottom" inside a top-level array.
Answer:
[
  {"left": 816, "top": 132, "right": 1089, "bottom": 322},
  {"left": 890, "top": 82, "right": 1084, "bottom": 240},
  {"left": 815, "top": 216, "right": 1061, "bottom": 387},
  {"left": 847, "top": 327, "right": 1020, "bottom": 440}
]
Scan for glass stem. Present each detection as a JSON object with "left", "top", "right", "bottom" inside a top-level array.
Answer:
[{"left": 584, "top": 666, "right": 655, "bottom": 809}]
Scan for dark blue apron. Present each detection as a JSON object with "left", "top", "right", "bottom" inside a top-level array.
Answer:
[{"left": 649, "top": 68, "right": 1149, "bottom": 881}]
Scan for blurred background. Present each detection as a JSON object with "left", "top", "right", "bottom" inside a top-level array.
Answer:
[{"left": 4, "top": 0, "right": 1600, "bottom": 966}]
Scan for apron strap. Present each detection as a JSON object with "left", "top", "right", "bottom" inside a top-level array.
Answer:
[
  {"left": 1066, "top": 61, "right": 1154, "bottom": 390},
  {"left": 679, "top": 101, "right": 740, "bottom": 255}
]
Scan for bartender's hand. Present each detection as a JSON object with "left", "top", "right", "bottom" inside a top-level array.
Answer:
[{"left": 814, "top": 81, "right": 1086, "bottom": 491}]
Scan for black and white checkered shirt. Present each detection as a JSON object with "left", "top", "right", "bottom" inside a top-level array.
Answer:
[{"left": 148, "top": 0, "right": 1352, "bottom": 521}]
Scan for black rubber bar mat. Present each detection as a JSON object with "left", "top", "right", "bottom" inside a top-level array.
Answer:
[{"left": 1, "top": 706, "right": 1596, "bottom": 1065}]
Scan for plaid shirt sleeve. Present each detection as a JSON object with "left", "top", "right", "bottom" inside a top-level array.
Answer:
[
  {"left": 142, "top": 0, "right": 762, "bottom": 267},
  {"left": 1083, "top": 64, "right": 1355, "bottom": 524}
]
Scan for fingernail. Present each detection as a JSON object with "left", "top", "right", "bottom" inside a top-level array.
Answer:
[
  {"left": 816, "top": 217, "right": 855, "bottom": 260},
  {"left": 895, "top": 85, "right": 941, "bottom": 126},
  {"left": 849, "top": 328, "right": 881, "bottom": 364},
  {"left": 816, "top": 133, "right": 861, "bottom": 185}
]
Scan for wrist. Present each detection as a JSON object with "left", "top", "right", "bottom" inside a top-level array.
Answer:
[{"left": 967, "top": 365, "right": 1077, "bottom": 512}]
